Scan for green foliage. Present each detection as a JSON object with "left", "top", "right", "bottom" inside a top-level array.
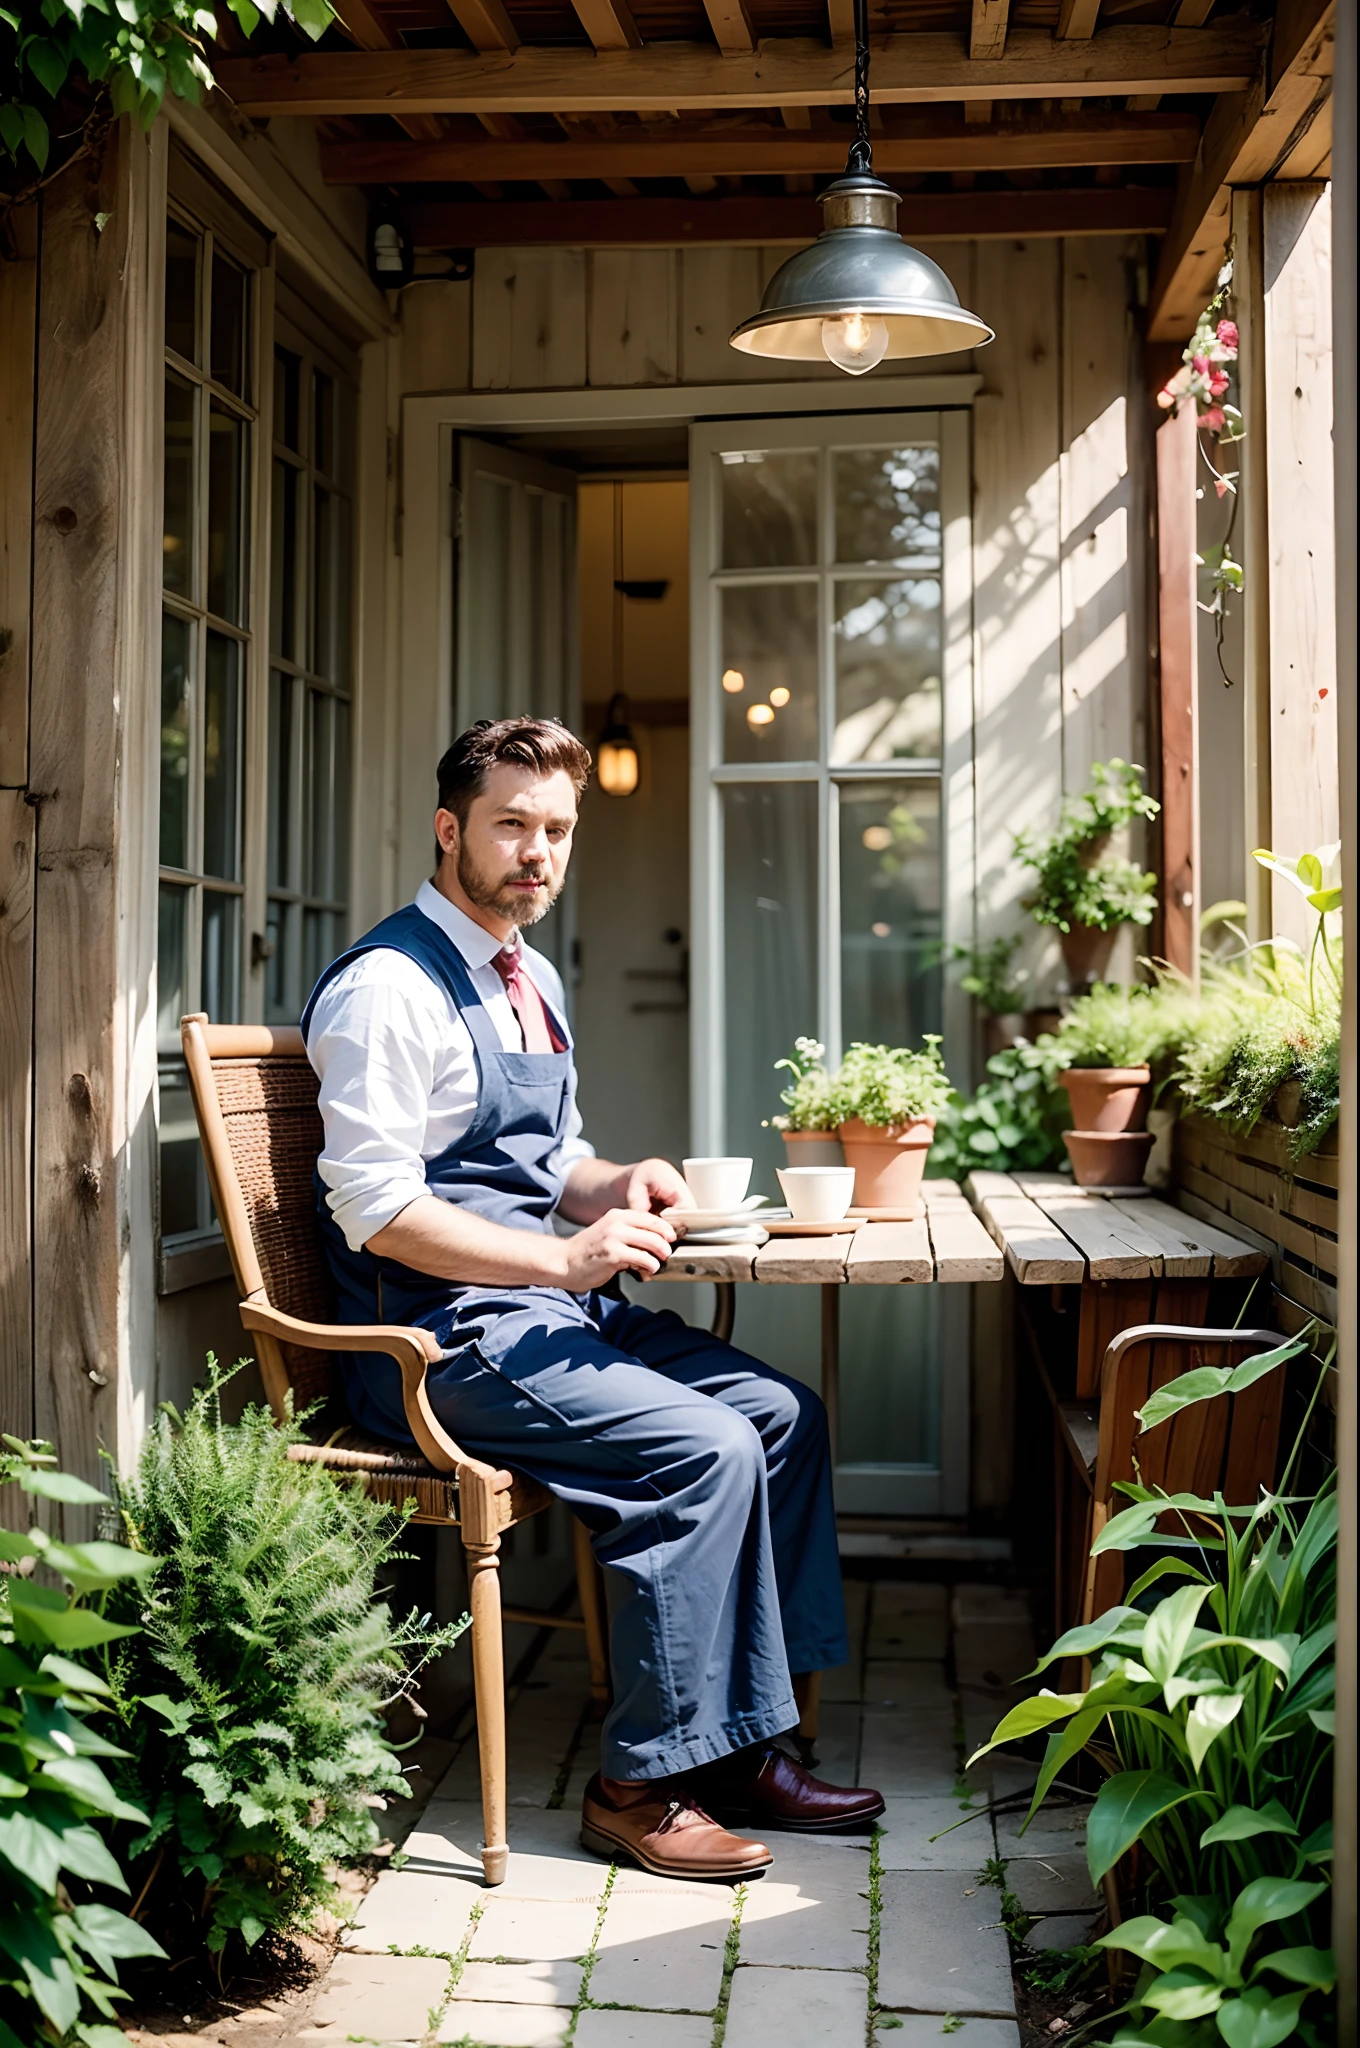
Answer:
[
  {"left": 768, "top": 1035, "right": 839, "bottom": 1134},
  {"left": 928, "top": 1039, "right": 1069, "bottom": 1179},
  {"left": 1, "top": 0, "right": 335, "bottom": 184},
  {"left": 830, "top": 1036, "right": 954, "bottom": 1130},
  {"left": 1016, "top": 760, "right": 1161, "bottom": 936},
  {"left": 0, "top": 1436, "right": 166, "bottom": 2048},
  {"left": 940, "top": 935, "right": 1029, "bottom": 1017},
  {"left": 105, "top": 1366, "right": 466, "bottom": 1959},
  {"left": 1049, "top": 981, "right": 1192, "bottom": 1073},
  {"left": 971, "top": 1339, "right": 1336, "bottom": 2048}
]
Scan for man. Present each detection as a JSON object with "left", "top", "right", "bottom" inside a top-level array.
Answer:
[{"left": 304, "top": 716, "right": 884, "bottom": 1881}]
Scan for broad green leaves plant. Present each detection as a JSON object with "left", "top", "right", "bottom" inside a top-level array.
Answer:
[
  {"left": 1015, "top": 759, "right": 1161, "bottom": 936},
  {"left": 928, "top": 1038, "right": 1069, "bottom": 1179},
  {"left": 0, "top": 1436, "right": 166, "bottom": 2048},
  {"left": 829, "top": 1035, "right": 954, "bottom": 1128}
]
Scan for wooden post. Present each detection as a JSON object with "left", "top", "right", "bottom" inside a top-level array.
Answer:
[
  {"left": 1156, "top": 397, "right": 1199, "bottom": 981},
  {"left": 1232, "top": 188, "right": 1274, "bottom": 943}
]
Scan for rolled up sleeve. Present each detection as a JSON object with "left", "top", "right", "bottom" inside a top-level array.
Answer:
[{"left": 307, "top": 971, "right": 440, "bottom": 1254}]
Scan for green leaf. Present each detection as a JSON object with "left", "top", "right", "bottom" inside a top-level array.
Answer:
[
  {"left": 0, "top": 1643, "right": 40, "bottom": 1688},
  {"left": 1306, "top": 886, "right": 1342, "bottom": 913},
  {"left": 6, "top": 1580, "right": 137, "bottom": 1651},
  {"left": 1031, "top": 1606, "right": 1146, "bottom": 1672},
  {"left": 1253, "top": 1946, "right": 1334, "bottom": 1991},
  {"left": 1199, "top": 1803, "right": 1297, "bottom": 1850},
  {"left": 23, "top": 36, "right": 68, "bottom": 94},
  {"left": 38, "top": 1652, "right": 114, "bottom": 1697},
  {"left": 40, "top": 1756, "right": 148, "bottom": 1823},
  {"left": 1297, "top": 1820, "right": 1331, "bottom": 1865},
  {"left": 1126, "top": 1558, "right": 1212, "bottom": 1603},
  {"left": 1087, "top": 1772, "right": 1208, "bottom": 1886},
  {"left": 1145, "top": 1585, "right": 1213, "bottom": 1690},
  {"left": 141, "top": 1691, "right": 195, "bottom": 1736},
  {"left": 70, "top": 1903, "right": 168, "bottom": 1973},
  {"left": 12, "top": 1466, "right": 107, "bottom": 1505},
  {"left": 1295, "top": 854, "right": 1323, "bottom": 889},
  {"left": 1100, "top": 1915, "right": 1226, "bottom": 1980},
  {"left": 1225, "top": 1878, "right": 1327, "bottom": 1978},
  {"left": 1143, "top": 1969, "right": 1224, "bottom": 2020},
  {"left": 1187, "top": 1692, "right": 1245, "bottom": 1773},
  {"left": 967, "top": 1691, "right": 1085, "bottom": 1763},
  {"left": 78, "top": 2030, "right": 138, "bottom": 2048},
  {"left": 39, "top": 1537, "right": 157, "bottom": 1593},
  {"left": 1306, "top": 1708, "right": 1334, "bottom": 1735},
  {"left": 1215, "top": 1986, "right": 1306, "bottom": 2048}
]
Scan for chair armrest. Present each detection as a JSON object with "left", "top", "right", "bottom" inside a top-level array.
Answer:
[
  {"left": 237, "top": 1296, "right": 512, "bottom": 1489},
  {"left": 1100, "top": 1324, "right": 1290, "bottom": 1403}
]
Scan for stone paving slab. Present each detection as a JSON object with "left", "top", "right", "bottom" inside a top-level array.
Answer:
[
  {"left": 590, "top": 1885, "right": 735, "bottom": 2010},
  {"left": 1005, "top": 1851, "right": 1099, "bottom": 1915},
  {"left": 737, "top": 1854, "right": 871, "bottom": 1971},
  {"left": 888, "top": 2018, "right": 1021, "bottom": 2047},
  {"left": 859, "top": 1716, "right": 960, "bottom": 1794},
  {"left": 867, "top": 1611, "right": 949, "bottom": 1661},
  {"left": 1022, "top": 1910, "right": 1100, "bottom": 1951},
  {"left": 469, "top": 1896, "right": 599, "bottom": 1963},
  {"left": 862, "top": 1661, "right": 956, "bottom": 1710},
  {"left": 725, "top": 1963, "right": 869, "bottom": 2048},
  {"left": 343, "top": 1870, "right": 482, "bottom": 1954},
  {"left": 299, "top": 1953, "right": 450, "bottom": 2042},
  {"left": 449, "top": 1961, "right": 584, "bottom": 2007},
  {"left": 877, "top": 1872, "right": 1016, "bottom": 2016},
  {"left": 877, "top": 1796, "right": 996, "bottom": 1871},
  {"left": 436, "top": 2001, "right": 572, "bottom": 2045},
  {"left": 993, "top": 1801, "right": 1093, "bottom": 1860},
  {"left": 575, "top": 2014, "right": 713, "bottom": 2048},
  {"left": 954, "top": 1625, "right": 1037, "bottom": 1692},
  {"left": 405, "top": 1804, "right": 609, "bottom": 1902}
]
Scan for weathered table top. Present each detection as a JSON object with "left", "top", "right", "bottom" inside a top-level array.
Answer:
[
  {"left": 964, "top": 1169, "right": 1270, "bottom": 1285},
  {"left": 645, "top": 1179, "right": 1004, "bottom": 1287}
]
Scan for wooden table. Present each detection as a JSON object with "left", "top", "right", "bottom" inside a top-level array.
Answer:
[{"left": 644, "top": 1179, "right": 1003, "bottom": 1459}]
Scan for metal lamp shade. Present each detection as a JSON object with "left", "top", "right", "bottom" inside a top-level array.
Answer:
[{"left": 729, "top": 176, "right": 993, "bottom": 363}]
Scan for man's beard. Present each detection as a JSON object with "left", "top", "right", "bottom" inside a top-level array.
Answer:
[{"left": 457, "top": 843, "right": 563, "bottom": 929}]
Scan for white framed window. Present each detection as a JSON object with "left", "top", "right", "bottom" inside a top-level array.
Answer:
[{"left": 688, "top": 409, "right": 973, "bottom": 1514}]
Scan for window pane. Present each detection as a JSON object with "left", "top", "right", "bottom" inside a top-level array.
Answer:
[
  {"left": 721, "top": 782, "right": 819, "bottom": 1190},
  {"left": 165, "top": 219, "right": 200, "bottom": 366},
  {"left": 159, "top": 611, "right": 192, "bottom": 870},
  {"left": 274, "top": 346, "right": 301, "bottom": 452},
  {"left": 720, "top": 449, "right": 817, "bottom": 568},
  {"left": 201, "top": 888, "right": 242, "bottom": 1023},
  {"left": 210, "top": 251, "right": 249, "bottom": 398},
  {"left": 267, "top": 669, "right": 295, "bottom": 891},
  {"left": 306, "top": 688, "right": 334, "bottom": 899},
  {"left": 207, "top": 401, "right": 247, "bottom": 624},
  {"left": 158, "top": 1062, "right": 205, "bottom": 1238},
  {"left": 333, "top": 695, "right": 352, "bottom": 905},
  {"left": 832, "top": 576, "right": 942, "bottom": 764},
  {"left": 314, "top": 368, "right": 334, "bottom": 476},
  {"left": 720, "top": 582, "right": 819, "bottom": 764},
  {"left": 270, "top": 459, "right": 299, "bottom": 659},
  {"left": 163, "top": 371, "right": 196, "bottom": 598},
  {"left": 838, "top": 780, "right": 943, "bottom": 1048},
  {"left": 203, "top": 631, "right": 242, "bottom": 881},
  {"left": 333, "top": 492, "right": 353, "bottom": 687},
  {"left": 834, "top": 445, "right": 940, "bottom": 564},
  {"left": 839, "top": 1288, "right": 941, "bottom": 1467},
  {"left": 157, "top": 882, "right": 190, "bottom": 1047},
  {"left": 265, "top": 898, "right": 297, "bottom": 1025},
  {"left": 467, "top": 473, "right": 512, "bottom": 722},
  {"left": 304, "top": 907, "right": 339, "bottom": 993},
  {"left": 313, "top": 483, "right": 335, "bottom": 679}
]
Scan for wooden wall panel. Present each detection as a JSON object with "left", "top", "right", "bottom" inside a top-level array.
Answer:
[
  {"left": 29, "top": 148, "right": 128, "bottom": 1486},
  {"left": 678, "top": 246, "right": 765, "bottom": 381},
  {"left": 588, "top": 249, "right": 678, "bottom": 386},
  {"left": 970, "top": 238, "right": 1063, "bottom": 992},
  {"left": 1263, "top": 182, "right": 1338, "bottom": 946},
  {"left": 401, "top": 278, "right": 472, "bottom": 392},
  {"left": 0, "top": 791, "right": 34, "bottom": 1460},
  {"left": 471, "top": 247, "right": 586, "bottom": 389},
  {"left": 1157, "top": 399, "right": 1201, "bottom": 978},
  {"left": 0, "top": 207, "right": 37, "bottom": 786}
]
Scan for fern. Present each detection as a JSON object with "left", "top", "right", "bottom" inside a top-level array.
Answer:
[{"left": 105, "top": 1363, "right": 466, "bottom": 1959}]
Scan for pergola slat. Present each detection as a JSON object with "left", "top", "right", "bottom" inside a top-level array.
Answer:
[{"left": 969, "top": 0, "right": 1010, "bottom": 62}]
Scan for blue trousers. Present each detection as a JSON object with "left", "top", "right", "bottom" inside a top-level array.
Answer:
[{"left": 370, "top": 1290, "right": 848, "bottom": 1780}]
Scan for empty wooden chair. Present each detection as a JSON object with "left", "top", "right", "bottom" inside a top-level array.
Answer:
[
  {"left": 180, "top": 1014, "right": 610, "bottom": 1886},
  {"left": 1054, "top": 1322, "right": 1289, "bottom": 1634}
]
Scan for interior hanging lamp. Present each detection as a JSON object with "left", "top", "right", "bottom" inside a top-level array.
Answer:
[{"left": 729, "top": 0, "right": 993, "bottom": 373}]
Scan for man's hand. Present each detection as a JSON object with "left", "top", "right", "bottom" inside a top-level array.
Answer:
[
  {"left": 560, "top": 1154, "right": 693, "bottom": 1226},
  {"left": 557, "top": 1207, "right": 678, "bottom": 1288},
  {"left": 623, "top": 1157, "right": 694, "bottom": 1215}
]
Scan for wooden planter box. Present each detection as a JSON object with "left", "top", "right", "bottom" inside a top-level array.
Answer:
[{"left": 1173, "top": 1111, "right": 1339, "bottom": 1341}]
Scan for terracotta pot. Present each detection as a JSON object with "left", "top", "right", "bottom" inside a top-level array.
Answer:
[
  {"left": 782, "top": 1129, "right": 845, "bottom": 1169},
  {"left": 984, "top": 1013, "right": 1024, "bottom": 1059},
  {"left": 837, "top": 1116, "right": 936, "bottom": 1213},
  {"left": 1060, "top": 923, "right": 1118, "bottom": 988},
  {"left": 1058, "top": 1065, "right": 1152, "bottom": 1134},
  {"left": 1062, "top": 1129, "right": 1155, "bottom": 1188}
]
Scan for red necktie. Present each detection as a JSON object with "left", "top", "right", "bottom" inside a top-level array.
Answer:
[{"left": 492, "top": 946, "right": 564, "bottom": 1054}]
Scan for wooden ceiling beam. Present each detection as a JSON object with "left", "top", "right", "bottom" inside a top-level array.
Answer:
[
  {"left": 1057, "top": 0, "right": 1101, "bottom": 37},
  {"left": 443, "top": 0, "right": 518, "bottom": 50},
  {"left": 402, "top": 185, "right": 1174, "bottom": 246},
  {"left": 970, "top": 0, "right": 1010, "bottom": 62},
  {"left": 826, "top": 0, "right": 854, "bottom": 49},
  {"left": 214, "top": 22, "right": 1264, "bottom": 115},
  {"left": 320, "top": 111, "right": 1200, "bottom": 181},
  {"left": 329, "top": 0, "right": 442, "bottom": 141},
  {"left": 1149, "top": 0, "right": 1335, "bottom": 339},
  {"left": 702, "top": 0, "right": 756, "bottom": 56},
  {"left": 570, "top": 0, "right": 642, "bottom": 51}
]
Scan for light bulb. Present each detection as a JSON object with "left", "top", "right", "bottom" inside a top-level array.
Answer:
[
  {"left": 747, "top": 704, "right": 775, "bottom": 729},
  {"left": 722, "top": 668, "right": 746, "bottom": 693},
  {"left": 597, "top": 740, "right": 639, "bottom": 797},
  {"left": 820, "top": 312, "right": 890, "bottom": 376},
  {"left": 769, "top": 686, "right": 790, "bottom": 707}
]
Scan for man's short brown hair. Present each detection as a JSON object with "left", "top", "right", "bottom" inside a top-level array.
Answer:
[{"left": 436, "top": 718, "right": 593, "bottom": 827}]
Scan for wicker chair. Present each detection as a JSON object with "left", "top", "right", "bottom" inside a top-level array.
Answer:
[{"left": 180, "top": 1014, "right": 610, "bottom": 1886}]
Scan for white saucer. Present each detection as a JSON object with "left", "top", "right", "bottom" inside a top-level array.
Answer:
[
  {"left": 663, "top": 1198, "right": 773, "bottom": 1229},
  {"left": 672, "top": 1225, "right": 770, "bottom": 1246}
]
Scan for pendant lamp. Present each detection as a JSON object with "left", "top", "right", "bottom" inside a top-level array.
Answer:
[{"left": 729, "top": 0, "right": 993, "bottom": 373}]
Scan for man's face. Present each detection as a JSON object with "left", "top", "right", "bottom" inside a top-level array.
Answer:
[{"left": 436, "top": 764, "right": 578, "bottom": 930}]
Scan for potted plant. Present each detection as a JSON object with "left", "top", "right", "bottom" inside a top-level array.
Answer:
[
  {"left": 768, "top": 1036, "right": 844, "bottom": 1165},
  {"left": 1016, "top": 759, "right": 1160, "bottom": 987},
  {"left": 831, "top": 1037, "right": 954, "bottom": 1212},
  {"left": 942, "top": 935, "right": 1030, "bottom": 1056},
  {"left": 1048, "top": 982, "right": 1184, "bottom": 1186}
]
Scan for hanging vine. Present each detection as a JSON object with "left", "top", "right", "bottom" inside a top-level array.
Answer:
[{"left": 1157, "top": 258, "right": 1247, "bottom": 687}]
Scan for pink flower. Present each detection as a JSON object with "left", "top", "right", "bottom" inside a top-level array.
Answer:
[
  {"left": 1217, "top": 319, "right": 1239, "bottom": 352},
  {"left": 1191, "top": 353, "right": 1211, "bottom": 378},
  {"left": 1215, "top": 477, "right": 1231, "bottom": 498},
  {"left": 1200, "top": 406, "right": 1226, "bottom": 433},
  {"left": 1208, "top": 368, "right": 1231, "bottom": 397}
]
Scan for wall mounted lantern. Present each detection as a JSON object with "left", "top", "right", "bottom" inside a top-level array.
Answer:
[
  {"left": 728, "top": 0, "right": 993, "bottom": 373},
  {"left": 597, "top": 693, "right": 640, "bottom": 798},
  {"left": 367, "top": 210, "right": 415, "bottom": 291}
]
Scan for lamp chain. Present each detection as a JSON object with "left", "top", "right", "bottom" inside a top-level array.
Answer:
[{"left": 847, "top": 0, "right": 872, "bottom": 175}]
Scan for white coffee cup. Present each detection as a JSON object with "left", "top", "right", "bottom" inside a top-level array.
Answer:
[
  {"left": 682, "top": 1157, "right": 753, "bottom": 1211},
  {"left": 776, "top": 1165, "right": 856, "bottom": 1224}
]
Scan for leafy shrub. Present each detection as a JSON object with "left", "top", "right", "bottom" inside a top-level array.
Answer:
[
  {"left": 1050, "top": 981, "right": 1191, "bottom": 1073},
  {"left": 940, "top": 935, "right": 1029, "bottom": 1017},
  {"left": 1016, "top": 760, "right": 1160, "bottom": 935},
  {"left": 830, "top": 1037, "right": 954, "bottom": 1130},
  {"left": 972, "top": 1332, "right": 1336, "bottom": 2047},
  {"left": 928, "top": 1040, "right": 1069, "bottom": 1179},
  {"left": 768, "top": 1036, "right": 839, "bottom": 1133},
  {"left": 107, "top": 1368, "right": 465, "bottom": 1959},
  {"left": 1, "top": 1437, "right": 166, "bottom": 2048}
]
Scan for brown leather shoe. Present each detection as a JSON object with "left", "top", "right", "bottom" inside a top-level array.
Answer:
[
  {"left": 689, "top": 1742, "right": 886, "bottom": 1833},
  {"left": 580, "top": 1773, "right": 774, "bottom": 1881}
]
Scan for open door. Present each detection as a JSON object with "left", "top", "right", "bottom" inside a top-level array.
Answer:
[{"left": 454, "top": 436, "right": 579, "bottom": 982}]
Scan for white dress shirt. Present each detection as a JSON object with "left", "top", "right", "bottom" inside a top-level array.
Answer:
[{"left": 305, "top": 880, "right": 594, "bottom": 1253}]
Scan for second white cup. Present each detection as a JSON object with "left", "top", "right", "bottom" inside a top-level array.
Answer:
[
  {"left": 682, "top": 1156, "right": 753, "bottom": 1211},
  {"left": 776, "top": 1165, "right": 857, "bottom": 1223}
]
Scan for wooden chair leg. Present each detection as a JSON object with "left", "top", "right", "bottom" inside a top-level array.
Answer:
[
  {"left": 461, "top": 1473, "right": 508, "bottom": 1886},
  {"left": 572, "top": 1515, "right": 610, "bottom": 1705}
]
